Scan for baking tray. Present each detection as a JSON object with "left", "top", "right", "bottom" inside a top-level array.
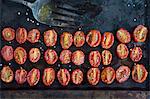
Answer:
[{"left": 0, "top": 0, "right": 150, "bottom": 90}]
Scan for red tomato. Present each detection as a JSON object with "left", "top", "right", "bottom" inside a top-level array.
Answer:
[
  {"left": 60, "top": 32, "right": 73, "bottom": 49},
  {"left": 101, "top": 67, "right": 115, "bottom": 84},
  {"left": 132, "top": 64, "right": 148, "bottom": 83},
  {"left": 29, "top": 48, "right": 41, "bottom": 63},
  {"left": 27, "top": 29, "right": 40, "bottom": 43},
  {"left": 116, "top": 66, "right": 130, "bottom": 83},
  {"left": 1, "top": 66, "right": 14, "bottom": 83},
  {"left": 87, "top": 68, "right": 100, "bottom": 85},
  {"left": 57, "top": 68, "right": 70, "bottom": 86},
  {"left": 130, "top": 47, "right": 142, "bottom": 62},
  {"left": 101, "top": 32, "right": 114, "bottom": 49},
  {"left": 102, "top": 50, "right": 112, "bottom": 65},
  {"left": 59, "top": 50, "right": 72, "bottom": 64},
  {"left": 16, "top": 27, "right": 27, "bottom": 44},
  {"left": 44, "top": 29, "right": 57, "bottom": 47},
  {"left": 44, "top": 49, "right": 58, "bottom": 65},
  {"left": 89, "top": 51, "right": 101, "bottom": 67},
  {"left": 116, "top": 43, "right": 129, "bottom": 59},
  {"left": 14, "top": 47, "right": 27, "bottom": 65},
  {"left": 15, "top": 67, "right": 27, "bottom": 84},
  {"left": 72, "top": 50, "right": 85, "bottom": 65},
  {"left": 71, "top": 69, "right": 83, "bottom": 85},
  {"left": 74, "top": 31, "right": 85, "bottom": 47},
  {"left": 2, "top": 27, "right": 15, "bottom": 41},
  {"left": 133, "top": 25, "right": 148, "bottom": 42},
  {"left": 27, "top": 68, "right": 40, "bottom": 86},
  {"left": 1, "top": 45, "right": 13, "bottom": 61},
  {"left": 116, "top": 28, "right": 131, "bottom": 43},
  {"left": 42, "top": 68, "right": 55, "bottom": 86},
  {"left": 86, "top": 30, "right": 101, "bottom": 47}
]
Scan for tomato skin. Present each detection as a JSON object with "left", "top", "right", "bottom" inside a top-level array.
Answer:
[
  {"left": 59, "top": 50, "right": 72, "bottom": 64},
  {"left": 74, "top": 31, "right": 85, "bottom": 47},
  {"left": 130, "top": 47, "right": 142, "bottom": 62},
  {"left": 44, "top": 29, "right": 57, "bottom": 47},
  {"left": 27, "top": 29, "right": 40, "bottom": 43},
  {"left": 2, "top": 27, "right": 15, "bottom": 41},
  {"left": 1, "top": 45, "right": 13, "bottom": 61},
  {"left": 89, "top": 51, "right": 101, "bottom": 67},
  {"left": 15, "top": 67, "right": 27, "bottom": 84},
  {"left": 57, "top": 68, "right": 70, "bottom": 86},
  {"left": 102, "top": 50, "right": 112, "bottom": 65},
  {"left": 133, "top": 25, "right": 148, "bottom": 42},
  {"left": 16, "top": 27, "right": 27, "bottom": 44},
  {"left": 101, "top": 32, "right": 114, "bottom": 49},
  {"left": 86, "top": 30, "right": 101, "bottom": 47},
  {"left": 71, "top": 69, "right": 83, "bottom": 85},
  {"left": 29, "top": 48, "right": 41, "bottom": 63}
]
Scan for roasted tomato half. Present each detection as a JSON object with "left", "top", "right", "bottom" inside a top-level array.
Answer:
[
  {"left": 130, "top": 47, "right": 142, "bottom": 62},
  {"left": 14, "top": 47, "right": 27, "bottom": 65},
  {"left": 27, "top": 29, "right": 40, "bottom": 43},
  {"left": 101, "top": 32, "right": 114, "bottom": 49},
  {"left": 101, "top": 67, "right": 115, "bottom": 84},
  {"left": 60, "top": 32, "right": 73, "bottom": 49},
  {"left": 16, "top": 27, "right": 27, "bottom": 44},
  {"left": 59, "top": 50, "right": 72, "bottom": 64},
  {"left": 1, "top": 66, "right": 14, "bottom": 83},
  {"left": 42, "top": 68, "right": 55, "bottom": 86},
  {"left": 102, "top": 50, "right": 112, "bottom": 65},
  {"left": 44, "top": 29, "right": 57, "bottom": 47},
  {"left": 89, "top": 51, "right": 101, "bottom": 67},
  {"left": 2, "top": 27, "right": 15, "bottom": 41},
  {"left": 74, "top": 31, "right": 85, "bottom": 47},
  {"left": 1, "top": 45, "right": 13, "bottom": 61},
  {"left": 132, "top": 64, "right": 148, "bottom": 83},
  {"left": 44, "top": 49, "right": 58, "bottom": 65},
  {"left": 27, "top": 68, "right": 40, "bottom": 86},
  {"left": 29, "top": 48, "right": 41, "bottom": 63},
  {"left": 57, "top": 68, "right": 70, "bottom": 86},
  {"left": 116, "top": 43, "right": 129, "bottom": 59},
  {"left": 86, "top": 30, "right": 101, "bottom": 47},
  {"left": 87, "top": 68, "right": 100, "bottom": 85},
  {"left": 71, "top": 69, "right": 83, "bottom": 85},
  {"left": 116, "top": 66, "right": 130, "bottom": 83},
  {"left": 133, "top": 25, "right": 148, "bottom": 42},
  {"left": 72, "top": 50, "right": 85, "bottom": 65},
  {"left": 116, "top": 28, "right": 131, "bottom": 43},
  {"left": 15, "top": 67, "right": 27, "bottom": 84}
]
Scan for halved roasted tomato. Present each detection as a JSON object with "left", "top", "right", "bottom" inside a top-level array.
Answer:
[
  {"left": 27, "top": 68, "right": 40, "bottom": 86},
  {"left": 2, "top": 27, "right": 15, "bottom": 41},
  {"left": 1, "top": 45, "right": 13, "bottom": 61},
  {"left": 132, "top": 64, "right": 148, "bottom": 83},
  {"left": 89, "top": 51, "right": 101, "bottom": 67},
  {"left": 101, "top": 32, "right": 114, "bottom": 49},
  {"left": 130, "top": 47, "right": 142, "bottom": 62},
  {"left": 116, "top": 66, "right": 130, "bottom": 83},
  {"left": 74, "top": 31, "right": 85, "bottom": 47},
  {"left": 133, "top": 25, "right": 148, "bottom": 42},
  {"left": 102, "top": 50, "right": 112, "bottom": 65},
  {"left": 71, "top": 69, "right": 83, "bottom": 85},
  {"left": 87, "top": 68, "right": 100, "bottom": 85},
  {"left": 60, "top": 32, "right": 73, "bottom": 49},
  {"left": 44, "top": 29, "right": 57, "bottom": 47},
  {"left": 116, "top": 28, "right": 131, "bottom": 43},
  {"left": 42, "top": 68, "right": 55, "bottom": 86},
  {"left": 59, "top": 50, "right": 72, "bottom": 64},
  {"left": 116, "top": 43, "right": 129, "bottom": 59},
  {"left": 44, "top": 49, "right": 58, "bottom": 65},
  {"left": 101, "top": 67, "right": 115, "bottom": 84},
  {"left": 57, "top": 68, "right": 70, "bottom": 86},
  {"left": 29, "top": 48, "right": 41, "bottom": 63},
  {"left": 86, "top": 30, "right": 101, "bottom": 47},
  {"left": 72, "top": 50, "right": 85, "bottom": 65},
  {"left": 16, "top": 27, "right": 27, "bottom": 44},
  {"left": 1, "top": 66, "right": 14, "bottom": 83},
  {"left": 14, "top": 47, "right": 27, "bottom": 65},
  {"left": 15, "top": 67, "right": 27, "bottom": 84},
  {"left": 27, "top": 29, "right": 40, "bottom": 43}
]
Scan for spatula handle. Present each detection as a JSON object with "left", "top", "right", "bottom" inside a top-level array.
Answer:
[{"left": 10, "top": 0, "right": 33, "bottom": 8}]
